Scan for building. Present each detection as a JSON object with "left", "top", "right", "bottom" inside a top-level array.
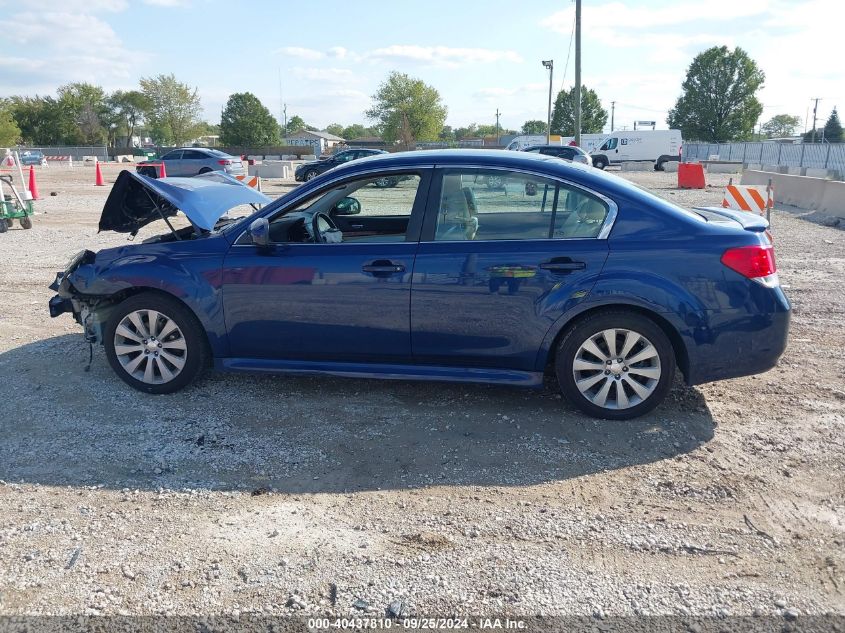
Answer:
[{"left": 284, "top": 130, "right": 345, "bottom": 156}]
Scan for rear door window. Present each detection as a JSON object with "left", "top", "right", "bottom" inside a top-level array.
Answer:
[{"left": 428, "top": 169, "right": 610, "bottom": 241}]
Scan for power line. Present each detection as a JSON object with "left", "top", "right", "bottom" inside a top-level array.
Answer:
[{"left": 558, "top": 10, "right": 575, "bottom": 92}]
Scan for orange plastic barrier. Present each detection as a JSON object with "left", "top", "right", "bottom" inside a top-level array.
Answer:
[{"left": 677, "top": 163, "right": 705, "bottom": 189}]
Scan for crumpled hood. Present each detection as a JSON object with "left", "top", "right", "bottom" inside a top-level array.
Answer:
[{"left": 99, "top": 170, "right": 271, "bottom": 235}]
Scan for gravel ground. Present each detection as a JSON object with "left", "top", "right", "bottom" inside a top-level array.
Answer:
[{"left": 0, "top": 163, "right": 843, "bottom": 620}]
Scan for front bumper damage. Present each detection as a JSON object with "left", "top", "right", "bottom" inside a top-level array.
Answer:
[{"left": 48, "top": 254, "right": 116, "bottom": 344}]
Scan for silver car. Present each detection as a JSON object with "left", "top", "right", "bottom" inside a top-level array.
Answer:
[{"left": 138, "top": 148, "right": 245, "bottom": 177}]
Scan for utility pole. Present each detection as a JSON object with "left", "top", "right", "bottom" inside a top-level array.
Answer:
[
  {"left": 811, "top": 98, "right": 821, "bottom": 143},
  {"left": 495, "top": 108, "right": 501, "bottom": 146},
  {"left": 610, "top": 101, "right": 615, "bottom": 132},
  {"left": 574, "top": 0, "right": 582, "bottom": 147},
  {"left": 542, "top": 60, "right": 554, "bottom": 144}
]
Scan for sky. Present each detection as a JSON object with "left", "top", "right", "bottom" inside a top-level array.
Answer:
[{"left": 0, "top": 0, "right": 842, "bottom": 135}]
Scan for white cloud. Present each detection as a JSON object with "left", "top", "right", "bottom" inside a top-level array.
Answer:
[
  {"left": 0, "top": 11, "right": 136, "bottom": 93},
  {"left": 142, "top": 0, "right": 190, "bottom": 5},
  {"left": 366, "top": 45, "right": 523, "bottom": 68},
  {"left": 276, "top": 46, "right": 325, "bottom": 60},
  {"left": 291, "top": 67, "right": 355, "bottom": 82},
  {"left": 327, "top": 46, "right": 348, "bottom": 59},
  {"left": 0, "top": 0, "right": 128, "bottom": 11}
]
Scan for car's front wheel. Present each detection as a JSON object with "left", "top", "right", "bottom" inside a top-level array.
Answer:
[
  {"left": 593, "top": 157, "right": 608, "bottom": 170},
  {"left": 305, "top": 169, "right": 319, "bottom": 181},
  {"left": 104, "top": 293, "right": 208, "bottom": 394},
  {"left": 555, "top": 311, "right": 675, "bottom": 420}
]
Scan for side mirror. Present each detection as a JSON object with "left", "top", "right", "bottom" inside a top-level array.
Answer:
[
  {"left": 332, "top": 196, "right": 361, "bottom": 215},
  {"left": 249, "top": 218, "right": 270, "bottom": 247}
]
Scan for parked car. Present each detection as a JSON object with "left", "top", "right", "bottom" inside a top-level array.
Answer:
[
  {"left": 48, "top": 150, "right": 789, "bottom": 420},
  {"left": 137, "top": 148, "right": 244, "bottom": 177},
  {"left": 19, "top": 150, "right": 46, "bottom": 166},
  {"left": 523, "top": 144, "right": 592, "bottom": 165},
  {"left": 295, "top": 148, "right": 387, "bottom": 182}
]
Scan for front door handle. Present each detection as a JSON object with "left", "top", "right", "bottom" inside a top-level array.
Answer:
[
  {"left": 362, "top": 260, "right": 405, "bottom": 274},
  {"left": 540, "top": 260, "right": 586, "bottom": 272}
]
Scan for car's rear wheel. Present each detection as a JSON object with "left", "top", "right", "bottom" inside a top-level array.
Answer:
[
  {"left": 305, "top": 169, "right": 319, "bottom": 181},
  {"left": 104, "top": 293, "right": 207, "bottom": 394},
  {"left": 555, "top": 311, "right": 675, "bottom": 420},
  {"left": 198, "top": 167, "right": 212, "bottom": 175}
]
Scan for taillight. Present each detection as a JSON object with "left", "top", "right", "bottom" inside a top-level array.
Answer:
[
  {"left": 218, "top": 159, "right": 231, "bottom": 165},
  {"left": 721, "top": 245, "right": 779, "bottom": 287}
]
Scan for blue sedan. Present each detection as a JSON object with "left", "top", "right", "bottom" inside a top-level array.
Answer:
[{"left": 48, "top": 151, "right": 789, "bottom": 419}]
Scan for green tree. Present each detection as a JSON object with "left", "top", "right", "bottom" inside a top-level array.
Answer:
[
  {"left": 139, "top": 74, "right": 203, "bottom": 145},
  {"left": 0, "top": 100, "right": 21, "bottom": 145},
  {"left": 521, "top": 120, "right": 548, "bottom": 135},
  {"left": 342, "top": 123, "right": 370, "bottom": 139},
  {"left": 366, "top": 71, "right": 447, "bottom": 145},
  {"left": 108, "top": 90, "right": 152, "bottom": 146},
  {"left": 9, "top": 96, "right": 75, "bottom": 145},
  {"left": 324, "top": 123, "right": 345, "bottom": 137},
  {"left": 438, "top": 125, "right": 454, "bottom": 142},
  {"left": 667, "top": 46, "right": 765, "bottom": 142},
  {"left": 823, "top": 107, "right": 843, "bottom": 142},
  {"left": 285, "top": 115, "right": 307, "bottom": 135},
  {"left": 454, "top": 124, "right": 478, "bottom": 139},
  {"left": 551, "top": 85, "right": 607, "bottom": 136},
  {"left": 761, "top": 114, "right": 801, "bottom": 138},
  {"left": 57, "top": 82, "right": 109, "bottom": 144},
  {"left": 220, "top": 92, "right": 280, "bottom": 146}
]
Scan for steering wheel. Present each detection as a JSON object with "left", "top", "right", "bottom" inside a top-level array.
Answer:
[{"left": 311, "top": 211, "right": 338, "bottom": 243}]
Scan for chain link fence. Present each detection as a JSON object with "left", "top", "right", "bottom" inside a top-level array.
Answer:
[
  {"left": 13, "top": 146, "right": 109, "bottom": 161},
  {"left": 683, "top": 142, "right": 845, "bottom": 173}
]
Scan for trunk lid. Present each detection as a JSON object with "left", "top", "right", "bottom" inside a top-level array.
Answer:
[{"left": 691, "top": 206, "right": 769, "bottom": 233}]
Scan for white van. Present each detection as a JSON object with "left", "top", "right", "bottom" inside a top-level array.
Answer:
[{"left": 589, "top": 129, "right": 682, "bottom": 170}]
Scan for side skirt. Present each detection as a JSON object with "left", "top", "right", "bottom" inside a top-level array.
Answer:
[{"left": 216, "top": 358, "right": 544, "bottom": 388}]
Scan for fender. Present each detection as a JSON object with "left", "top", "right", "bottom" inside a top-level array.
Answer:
[
  {"left": 65, "top": 250, "right": 229, "bottom": 357},
  {"left": 534, "top": 270, "right": 712, "bottom": 375}
]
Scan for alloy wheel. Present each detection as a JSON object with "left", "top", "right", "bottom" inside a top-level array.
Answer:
[
  {"left": 113, "top": 309, "right": 188, "bottom": 385},
  {"left": 572, "top": 328, "right": 661, "bottom": 410}
]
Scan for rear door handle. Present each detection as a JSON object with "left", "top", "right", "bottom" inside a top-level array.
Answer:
[
  {"left": 362, "top": 260, "right": 405, "bottom": 274},
  {"left": 540, "top": 261, "right": 586, "bottom": 272}
]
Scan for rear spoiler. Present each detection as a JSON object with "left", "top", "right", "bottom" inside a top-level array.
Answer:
[{"left": 692, "top": 206, "right": 769, "bottom": 232}]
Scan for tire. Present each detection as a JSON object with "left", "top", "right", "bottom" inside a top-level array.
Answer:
[
  {"left": 655, "top": 161, "right": 665, "bottom": 172},
  {"left": 373, "top": 176, "right": 398, "bottom": 188},
  {"left": 593, "top": 158, "right": 608, "bottom": 170},
  {"left": 0, "top": 219, "right": 7, "bottom": 233},
  {"left": 104, "top": 292, "right": 208, "bottom": 394},
  {"left": 486, "top": 175, "right": 505, "bottom": 189},
  {"left": 20, "top": 216, "right": 32, "bottom": 229},
  {"left": 305, "top": 169, "right": 319, "bottom": 181},
  {"left": 198, "top": 167, "right": 212, "bottom": 175},
  {"left": 555, "top": 310, "right": 675, "bottom": 420}
]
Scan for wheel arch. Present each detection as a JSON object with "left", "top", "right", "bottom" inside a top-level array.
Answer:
[
  {"left": 93, "top": 286, "right": 220, "bottom": 358},
  {"left": 538, "top": 302, "right": 690, "bottom": 382}
]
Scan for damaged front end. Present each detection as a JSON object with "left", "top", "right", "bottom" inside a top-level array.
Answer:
[{"left": 48, "top": 250, "right": 118, "bottom": 344}]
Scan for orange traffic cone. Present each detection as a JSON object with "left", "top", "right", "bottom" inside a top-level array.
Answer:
[
  {"left": 158, "top": 162, "right": 167, "bottom": 178},
  {"left": 95, "top": 160, "right": 104, "bottom": 186},
  {"left": 28, "top": 165, "right": 40, "bottom": 200}
]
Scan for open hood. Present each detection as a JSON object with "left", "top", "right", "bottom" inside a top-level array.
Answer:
[{"left": 99, "top": 170, "right": 271, "bottom": 235}]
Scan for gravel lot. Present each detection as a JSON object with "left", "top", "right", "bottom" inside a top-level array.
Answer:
[{"left": 0, "top": 162, "right": 843, "bottom": 620}]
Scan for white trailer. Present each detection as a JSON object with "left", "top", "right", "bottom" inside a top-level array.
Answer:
[{"left": 589, "top": 129, "right": 683, "bottom": 170}]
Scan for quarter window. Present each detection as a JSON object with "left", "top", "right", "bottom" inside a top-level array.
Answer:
[{"left": 433, "top": 169, "right": 609, "bottom": 241}]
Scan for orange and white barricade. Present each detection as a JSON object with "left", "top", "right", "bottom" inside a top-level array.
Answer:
[
  {"left": 721, "top": 182, "right": 773, "bottom": 218},
  {"left": 235, "top": 174, "right": 262, "bottom": 191}
]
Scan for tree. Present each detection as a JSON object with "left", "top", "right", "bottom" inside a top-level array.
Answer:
[
  {"left": 285, "top": 115, "right": 307, "bottom": 135},
  {"left": 667, "top": 46, "right": 765, "bottom": 142},
  {"left": 9, "top": 96, "right": 76, "bottom": 145},
  {"left": 108, "top": 90, "right": 152, "bottom": 146},
  {"left": 57, "top": 82, "right": 109, "bottom": 144},
  {"left": 366, "top": 71, "right": 447, "bottom": 145},
  {"left": 521, "top": 120, "right": 548, "bottom": 135},
  {"left": 325, "top": 123, "right": 345, "bottom": 137},
  {"left": 550, "top": 85, "right": 607, "bottom": 136},
  {"left": 220, "top": 92, "right": 280, "bottom": 146},
  {"left": 0, "top": 100, "right": 20, "bottom": 146},
  {"left": 140, "top": 74, "right": 203, "bottom": 145},
  {"left": 454, "top": 124, "right": 478, "bottom": 140},
  {"left": 342, "top": 123, "right": 370, "bottom": 139},
  {"left": 761, "top": 114, "right": 801, "bottom": 139},
  {"left": 823, "top": 107, "right": 843, "bottom": 142}
]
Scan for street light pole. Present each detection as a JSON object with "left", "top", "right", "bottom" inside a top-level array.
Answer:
[
  {"left": 495, "top": 108, "right": 501, "bottom": 146},
  {"left": 542, "top": 60, "right": 554, "bottom": 144},
  {"left": 574, "top": 0, "right": 582, "bottom": 147}
]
